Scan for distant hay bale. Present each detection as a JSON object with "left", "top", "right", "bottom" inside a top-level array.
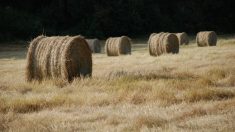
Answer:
[
  {"left": 196, "top": 31, "right": 217, "bottom": 47},
  {"left": 86, "top": 39, "right": 101, "bottom": 53},
  {"left": 175, "top": 32, "right": 189, "bottom": 45},
  {"left": 26, "top": 35, "right": 92, "bottom": 82},
  {"left": 148, "top": 32, "right": 179, "bottom": 56},
  {"left": 105, "top": 36, "right": 131, "bottom": 56}
]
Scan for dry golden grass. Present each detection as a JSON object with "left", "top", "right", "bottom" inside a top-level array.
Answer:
[{"left": 0, "top": 36, "right": 235, "bottom": 131}]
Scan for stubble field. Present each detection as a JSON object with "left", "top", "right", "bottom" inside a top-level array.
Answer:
[{"left": 0, "top": 36, "right": 235, "bottom": 132}]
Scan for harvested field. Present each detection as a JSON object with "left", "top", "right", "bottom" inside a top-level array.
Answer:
[{"left": 0, "top": 36, "right": 235, "bottom": 131}]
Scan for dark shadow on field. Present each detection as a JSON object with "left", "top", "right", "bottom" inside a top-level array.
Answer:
[
  {"left": 0, "top": 44, "right": 27, "bottom": 59},
  {"left": 132, "top": 44, "right": 148, "bottom": 52},
  {"left": 0, "top": 50, "right": 27, "bottom": 59},
  {"left": 0, "top": 45, "right": 27, "bottom": 59}
]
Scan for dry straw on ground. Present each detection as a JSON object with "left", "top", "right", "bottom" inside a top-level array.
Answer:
[
  {"left": 86, "top": 39, "right": 101, "bottom": 53},
  {"left": 26, "top": 35, "right": 92, "bottom": 82},
  {"left": 175, "top": 32, "right": 189, "bottom": 45},
  {"left": 105, "top": 36, "right": 132, "bottom": 56},
  {"left": 1, "top": 36, "right": 235, "bottom": 131},
  {"left": 148, "top": 32, "right": 179, "bottom": 56},
  {"left": 196, "top": 31, "right": 217, "bottom": 47}
]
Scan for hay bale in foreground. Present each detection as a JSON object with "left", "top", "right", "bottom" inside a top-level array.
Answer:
[
  {"left": 86, "top": 39, "right": 101, "bottom": 53},
  {"left": 148, "top": 32, "right": 179, "bottom": 56},
  {"left": 26, "top": 35, "right": 92, "bottom": 82},
  {"left": 196, "top": 31, "right": 217, "bottom": 47},
  {"left": 105, "top": 36, "right": 131, "bottom": 56},
  {"left": 175, "top": 32, "right": 189, "bottom": 45}
]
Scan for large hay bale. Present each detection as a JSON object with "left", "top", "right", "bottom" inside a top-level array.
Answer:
[
  {"left": 26, "top": 35, "right": 92, "bottom": 82},
  {"left": 175, "top": 32, "right": 189, "bottom": 45},
  {"left": 196, "top": 31, "right": 217, "bottom": 47},
  {"left": 86, "top": 39, "right": 101, "bottom": 53},
  {"left": 148, "top": 32, "right": 179, "bottom": 56},
  {"left": 105, "top": 36, "right": 131, "bottom": 56}
]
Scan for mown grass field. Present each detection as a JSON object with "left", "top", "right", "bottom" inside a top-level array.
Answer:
[{"left": 0, "top": 36, "right": 235, "bottom": 131}]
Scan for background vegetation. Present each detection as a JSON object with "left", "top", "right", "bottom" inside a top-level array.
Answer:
[{"left": 0, "top": 0, "right": 234, "bottom": 41}]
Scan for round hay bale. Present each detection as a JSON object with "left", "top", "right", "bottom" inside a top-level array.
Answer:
[
  {"left": 148, "top": 32, "right": 179, "bottom": 56},
  {"left": 26, "top": 35, "right": 92, "bottom": 82},
  {"left": 175, "top": 32, "right": 189, "bottom": 45},
  {"left": 148, "top": 33, "right": 157, "bottom": 56},
  {"left": 105, "top": 36, "right": 131, "bottom": 56},
  {"left": 86, "top": 39, "right": 101, "bottom": 53},
  {"left": 196, "top": 31, "right": 217, "bottom": 47}
]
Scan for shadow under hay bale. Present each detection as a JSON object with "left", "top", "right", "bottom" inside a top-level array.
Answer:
[
  {"left": 26, "top": 35, "right": 92, "bottom": 82},
  {"left": 175, "top": 32, "right": 189, "bottom": 45},
  {"left": 148, "top": 32, "right": 179, "bottom": 56},
  {"left": 105, "top": 36, "right": 132, "bottom": 56},
  {"left": 196, "top": 31, "right": 217, "bottom": 47},
  {"left": 86, "top": 39, "right": 101, "bottom": 53}
]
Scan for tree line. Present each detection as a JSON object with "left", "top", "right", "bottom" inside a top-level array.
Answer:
[{"left": 0, "top": 0, "right": 234, "bottom": 42}]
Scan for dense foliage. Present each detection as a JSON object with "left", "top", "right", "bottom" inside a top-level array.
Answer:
[{"left": 0, "top": 0, "right": 234, "bottom": 41}]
